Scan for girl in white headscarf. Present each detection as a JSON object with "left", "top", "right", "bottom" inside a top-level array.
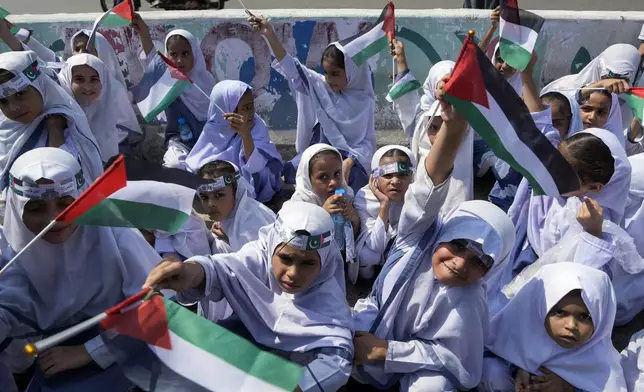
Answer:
[
  {"left": 351, "top": 95, "right": 515, "bottom": 391},
  {"left": 0, "top": 51, "right": 103, "bottom": 199},
  {"left": 130, "top": 27, "right": 215, "bottom": 150},
  {"left": 350, "top": 145, "right": 415, "bottom": 284},
  {"left": 146, "top": 201, "right": 354, "bottom": 392},
  {"left": 482, "top": 263, "right": 626, "bottom": 392},
  {"left": 68, "top": 30, "right": 127, "bottom": 89},
  {"left": 249, "top": 16, "right": 374, "bottom": 194},
  {"left": 0, "top": 147, "right": 161, "bottom": 391},
  {"left": 184, "top": 80, "right": 283, "bottom": 203},
  {"left": 621, "top": 328, "right": 644, "bottom": 392},
  {"left": 58, "top": 54, "right": 142, "bottom": 162}
]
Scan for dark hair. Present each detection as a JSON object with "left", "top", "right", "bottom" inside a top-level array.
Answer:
[
  {"left": 198, "top": 160, "right": 237, "bottom": 192},
  {"left": 381, "top": 148, "right": 411, "bottom": 164},
  {"left": 166, "top": 35, "right": 191, "bottom": 50},
  {"left": 309, "top": 150, "right": 342, "bottom": 177},
  {"left": 541, "top": 92, "right": 572, "bottom": 117},
  {"left": 0, "top": 69, "right": 15, "bottom": 84},
  {"left": 561, "top": 133, "right": 614, "bottom": 186},
  {"left": 321, "top": 45, "right": 345, "bottom": 70},
  {"left": 578, "top": 89, "right": 611, "bottom": 105}
]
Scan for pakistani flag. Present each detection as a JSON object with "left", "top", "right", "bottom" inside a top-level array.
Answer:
[
  {"left": 443, "top": 36, "right": 580, "bottom": 197},
  {"left": 626, "top": 87, "right": 644, "bottom": 123},
  {"left": 102, "top": 295, "right": 304, "bottom": 392},
  {"left": 22, "top": 60, "right": 41, "bottom": 82},
  {"left": 386, "top": 72, "right": 422, "bottom": 102},
  {"left": 338, "top": 2, "right": 395, "bottom": 66},
  {"left": 499, "top": 0, "right": 545, "bottom": 71},
  {"left": 137, "top": 52, "right": 192, "bottom": 122}
]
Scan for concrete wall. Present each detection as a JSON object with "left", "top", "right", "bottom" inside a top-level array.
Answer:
[{"left": 9, "top": 9, "right": 644, "bottom": 131}]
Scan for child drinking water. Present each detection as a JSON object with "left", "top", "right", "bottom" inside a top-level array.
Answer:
[
  {"left": 249, "top": 15, "right": 374, "bottom": 193},
  {"left": 144, "top": 201, "right": 354, "bottom": 392},
  {"left": 58, "top": 54, "right": 143, "bottom": 162},
  {"left": 482, "top": 263, "right": 627, "bottom": 392}
]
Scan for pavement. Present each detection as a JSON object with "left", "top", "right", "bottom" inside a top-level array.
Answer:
[{"left": 2, "top": 0, "right": 644, "bottom": 14}]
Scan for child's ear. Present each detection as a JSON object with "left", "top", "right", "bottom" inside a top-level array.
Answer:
[{"left": 585, "top": 182, "right": 604, "bottom": 193}]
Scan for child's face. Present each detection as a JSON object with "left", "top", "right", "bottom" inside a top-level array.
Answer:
[
  {"left": 494, "top": 53, "right": 517, "bottom": 80},
  {"left": 322, "top": 59, "right": 348, "bottom": 93},
  {"left": 271, "top": 243, "right": 321, "bottom": 294},
  {"left": 427, "top": 115, "right": 443, "bottom": 145},
  {"left": 310, "top": 154, "right": 343, "bottom": 202},
  {"left": 0, "top": 86, "right": 44, "bottom": 124},
  {"left": 72, "top": 35, "right": 98, "bottom": 57},
  {"left": 235, "top": 91, "right": 255, "bottom": 126},
  {"left": 166, "top": 36, "right": 194, "bottom": 74},
  {"left": 431, "top": 240, "right": 489, "bottom": 286},
  {"left": 376, "top": 156, "right": 412, "bottom": 202},
  {"left": 198, "top": 176, "right": 236, "bottom": 222},
  {"left": 545, "top": 290, "right": 594, "bottom": 349},
  {"left": 71, "top": 64, "right": 102, "bottom": 105},
  {"left": 544, "top": 98, "right": 572, "bottom": 140},
  {"left": 22, "top": 187, "right": 78, "bottom": 244},
  {"left": 580, "top": 92, "right": 611, "bottom": 130}
]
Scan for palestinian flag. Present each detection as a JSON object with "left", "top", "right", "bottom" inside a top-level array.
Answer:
[
  {"left": 102, "top": 295, "right": 304, "bottom": 392},
  {"left": 338, "top": 2, "right": 395, "bottom": 66},
  {"left": 499, "top": 0, "right": 544, "bottom": 71},
  {"left": 103, "top": 0, "right": 135, "bottom": 26},
  {"left": 443, "top": 37, "right": 580, "bottom": 197},
  {"left": 626, "top": 87, "right": 644, "bottom": 123},
  {"left": 137, "top": 52, "right": 192, "bottom": 122},
  {"left": 55, "top": 155, "right": 195, "bottom": 234},
  {"left": 0, "top": 7, "right": 22, "bottom": 34},
  {"left": 386, "top": 72, "right": 422, "bottom": 102}
]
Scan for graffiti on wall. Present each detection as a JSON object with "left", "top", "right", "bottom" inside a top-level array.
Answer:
[{"left": 30, "top": 14, "right": 642, "bottom": 130}]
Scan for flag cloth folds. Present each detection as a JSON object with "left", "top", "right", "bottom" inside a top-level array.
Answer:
[
  {"left": 338, "top": 2, "right": 395, "bottom": 66},
  {"left": 137, "top": 52, "right": 192, "bottom": 122},
  {"left": 442, "top": 36, "right": 580, "bottom": 197},
  {"left": 102, "top": 296, "right": 304, "bottom": 392},
  {"left": 0, "top": 7, "right": 26, "bottom": 34},
  {"left": 626, "top": 87, "right": 644, "bottom": 123},
  {"left": 386, "top": 71, "right": 422, "bottom": 102},
  {"left": 499, "top": 0, "right": 545, "bottom": 71},
  {"left": 56, "top": 155, "right": 195, "bottom": 234},
  {"left": 102, "top": 0, "right": 135, "bottom": 26}
]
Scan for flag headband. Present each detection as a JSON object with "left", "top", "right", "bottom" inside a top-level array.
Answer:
[
  {"left": 9, "top": 170, "right": 85, "bottom": 200},
  {"left": 274, "top": 217, "right": 332, "bottom": 251},
  {"left": 450, "top": 239, "right": 494, "bottom": 270},
  {"left": 197, "top": 173, "right": 239, "bottom": 193},
  {"left": 0, "top": 61, "right": 41, "bottom": 99},
  {"left": 372, "top": 161, "right": 413, "bottom": 178}
]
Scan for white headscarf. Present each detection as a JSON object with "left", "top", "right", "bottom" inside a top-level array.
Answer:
[
  {"left": 58, "top": 54, "right": 142, "bottom": 162},
  {"left": 355, "top": 200, "right": 515, "bottom": 390},
  {"left": 0, "top": 147, "right": 160, "bottom": 332},
  {"left": 189, "top": 201, "right": 353, "bottom": 353},
  {"left": 0, "top": 51, "right": 103, "bottom": 193},
  {"left": 184, "top": 80, "right": 282, "bottom": 179},
  {"left": 621, "top": 328, "right": 644, "bottom": 392},
  {"left": 291, "top": 143, "right": 353, "bottom": 205},
  {"left": 542, "top": 44, "right": 641, "bottom": 95},
  {"left": 70, "top": 30, "right": 127, "bottom": 89},
  {"left": 493, "top": 42, "right": 523, "bottom": 95},
  {"left": 565, "top": 89, "right": 625, "bottom": 144},
  {"left": 488, "top": 263, "right": 627, "bottom": 392},
  {"left": 625, "top": 153, "right": 644, "bottom": 255},
  {"left": 420, "top": 60, "right": 455, "bottom": 112},
  {"left": 276, "top": 43, "right": 376, "bottom": 172},
  {"left": 164, "top": 30, "right": 215, "bottom": 122}
]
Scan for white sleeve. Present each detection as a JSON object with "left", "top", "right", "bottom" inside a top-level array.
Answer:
[
  {"left": 299, "top": 353, "right": 351, "bottom": 392},
  {"left": 358, "top": 217, "right": 390, "bottom": 267},
  {"left": 84, "top": 335, "right": 115, "bottom": 369}
]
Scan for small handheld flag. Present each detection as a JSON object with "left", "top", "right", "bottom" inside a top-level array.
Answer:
[
  {"left": 338, "top": 2, "right": 395, "bottom": 66},
  {"left": 499, "top": 0, "right": 545, "bottom": 71},
  {"left": 626, "top": 87, "right": 644, "bottom": 123},
  {"left": 86, "top": 0, "right": 135, "bottom": 52}
]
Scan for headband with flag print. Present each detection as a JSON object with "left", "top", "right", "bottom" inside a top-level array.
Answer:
[
  {"left": 9, "top": 169, "right": 85, "bottom": 200},
  {"left": 196, "top": 173, "right": 240, "bottom": 193},
  {"left": 372, "top": 161, "right": 413, "bottom": 178},
  {"left": 275, "top": 217, "right": 332, "bottom": 251},
  {"left": 0, "top": 61, "right": 40, "bottom": 99}
]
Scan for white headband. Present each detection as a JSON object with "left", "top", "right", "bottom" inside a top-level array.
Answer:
[
  {"left": 0, "top": 60, "right": 41, "bottom": 99},
  {"left": 9, "top": 169, "right": 84, "bottom": 200},
  {"left": 275, "top": 216, "right": 332, "bottom": 251},
  {"left": 372, "top": 161, "right": 413, "bottom": 178}
]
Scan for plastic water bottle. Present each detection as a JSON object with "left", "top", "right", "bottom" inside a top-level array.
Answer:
[
  {"left": 178, "top": 117, "right": 193, "bottom": 145},
  {"left": 333, "top": 188, "right": 346, "bottom": 249}
]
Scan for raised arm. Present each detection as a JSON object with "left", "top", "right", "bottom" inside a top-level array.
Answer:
[
  {"left": 248, "top": 15, "right": 286, "bottom": 61},
  {"left": 521, "top": 53, "right": 545, "bottom": 113},
  {"left": 479, "top": 7, "right": 500, "bottom": 53}
]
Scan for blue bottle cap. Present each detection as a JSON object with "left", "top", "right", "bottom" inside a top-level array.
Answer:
[
  {"left": 178, "top": 118, "right": 186, "bottom": 125},
  {"left": 334, "top": 188, "right": 345, "bottom": 196}
]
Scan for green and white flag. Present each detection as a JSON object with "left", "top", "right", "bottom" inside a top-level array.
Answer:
[
  {"left": 499, "top": 0, "right": 545, "bottom": 71},
  {"left": 386, "top": 72, "right": 422, "bottom": 102},
  {"left": 338, "top": 2, "right": 395, "bottom": 66}
]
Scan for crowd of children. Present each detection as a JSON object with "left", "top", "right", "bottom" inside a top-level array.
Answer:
[{"left": 0, "top": 6, "right": 641, "bottom": 392}]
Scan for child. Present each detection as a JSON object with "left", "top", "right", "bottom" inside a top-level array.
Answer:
[
  {"left": 195, "top": 159, "right": 277, "bottom": 321},
  {"left": 0, "top": 147, "right": 161, "bottom": 391},
  {"left": 541, "top": 91, "right": 575, "bottom": 139},
  {"left": 482, "top": 263, "right": 626, "bottom": 392},
  {"left": 58, "top": 54, "right": 143, "bottom": 162},
  {"left": 622, "top": 328, "right": 644, "bottom": 392},
  {"left": 351, "top": 91, "right": 515, "bottom": 391},
  {"left": 625, "top": 153, "right": 644, "bottom": 256},
  {"left": 351, "top": 145, "right": 414, "bottom": 283},
  {"left": 184, "top": 80, "right": 283, "bottom": 203},
  {"left": 249, "top": 16, "right": 374, "bottom": 193},
  {"left": 132, "top": 21, "right": 215, "bottom": 149},
  {"left": 0, "top": 51, "right": 103, "bottom": 198},
  {"left": 560, "top": 88, "right": 625, "bottom": 144},
  {"left": 68, "top": 30, "right": 127, "bottom": 89},
  {"left": 387, "top": 42, "right": 474, "bottom": 214},
  {"left": 144, "top": 201, "right": 354, "bottom": 392},
  {"left": 291, "top": 143, "right": 360, "bottom": 262}
]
